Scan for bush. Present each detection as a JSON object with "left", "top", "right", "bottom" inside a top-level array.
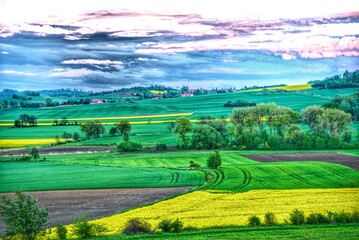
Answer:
[
  {"left": 158, "top": 219, "right": 183, "bottom": 233},
  {"left": 289, "top": 209, "right": 305, "bottom": 225},
  {"left": 264, "top": 212, "right": 277, "bottom": 225},
  {"left": 306, "top": 213, "right": 330, "bottom": 224},
  {"left": 189, "top": 160, "right": 200, "bottom": 169},
  {"left": 72, "top": 215, "right": 107, "bottom": 239},
  {"left": 56, "top": 224, "right": 67, "bottom": 240},
  {"left": 248, "top": 215, "right": 261, "bottom": 226},
  {"left": 207, "top": 151, "right": 222, "bottom": 169},
  {"left": 122, "top": 218, "right": 153, "bottom": 235},
  {"left": 155, "top": 143, "right": 167, "bottom": 151},
  {"left": 117, "top": 141, "right": 142, "bottom": 152}
]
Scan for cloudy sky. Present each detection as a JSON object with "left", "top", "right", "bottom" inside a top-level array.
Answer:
[{"left": 0, "top": 0, "right": 358, "bottom": 91}]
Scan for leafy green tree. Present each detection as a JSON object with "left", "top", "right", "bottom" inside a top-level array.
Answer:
[
  {"left": 115, "top": 120, "right": 132, "bottom": 136},
  {"left": 14, "top": 119, "right": 21, "bottom": 127},
  {"left": 0, "top": 191, "right": 48, "bottom": 240},
  {"left": 80, "top": 121, "right": 106, "bottom": 139},
  {"left": 60, "top": 117, "right": 68, "bottom": 125},
  {"left": 73, "top": 132, "right": 80, "bottom": 142},
  {"left": 72, "top": 214, "right": 107, "bottom": 238},
  {"left": 174, "top": 117, "right": 192, "bottom": 147},
  {"left": 207, "top": 151, "right": 222, "bottom": 169},
  {"left": 53, "top": 119, "right": 58, "bottom": 126},
  {"left": 191, "top": 125, "right": 222, "bottom": 149},
  {"left": 322, "top": 108, "right": 352, "bottom": 138},
  {"left": 109, "top": 127, "right": 118, "bottom": 137},
  {"left": 122, "top": 218, "right": 153, "bottom": 235},
  {"left": 30, "top": 147, "right": 39, "bottom": 161},
  {"left": 301, "top": 105, "right": 325, "bottom": 134}
]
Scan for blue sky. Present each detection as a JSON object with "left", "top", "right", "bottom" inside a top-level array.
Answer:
[{"left": 0, "top": 0, "right": 358, "bottom": 91}]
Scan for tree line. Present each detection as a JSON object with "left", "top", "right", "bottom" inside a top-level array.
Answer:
[{"left": 308, "top": 69, "right": 359, "bottom": 89}]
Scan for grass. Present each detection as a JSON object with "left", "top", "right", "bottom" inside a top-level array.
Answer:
[
  {"left": 0, "top": 162, "right": 205, "bottom": 192},
  {"left": 2, "top": 150, "right": 357, "bottom": 193},
  {"left": 94, "top": 224, "right": 359, "bottom": 240}
]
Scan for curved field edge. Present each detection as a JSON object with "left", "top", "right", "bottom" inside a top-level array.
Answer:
[
  {"left": 94, "top": 224, "right": 359, "bottom": 240},
  {"left": 47, "top": 188, "right": 359, "bottom": 238}
]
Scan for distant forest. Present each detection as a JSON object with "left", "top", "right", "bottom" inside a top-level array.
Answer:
[{"left": 308, "top": 70, "right": 359, "bottom": 89}]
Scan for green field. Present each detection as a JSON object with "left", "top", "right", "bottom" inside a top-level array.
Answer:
[
  {"left": 0, "top": 162, "right": 205, "bottom": 192},
  {"left": 95, "top": 224, "right": 359, "bottom": 240},
  {"left": 1, "top": 150, "right": 358, "bottom": 193}
]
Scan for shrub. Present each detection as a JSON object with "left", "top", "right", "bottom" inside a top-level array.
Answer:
[
  {"left": 207, "top": 150, "right": 222, "bottom": 169},
  {"left": 122, "top": 218, "right": 153, "bottom": 235},
  {"left": 189, "top": 160, "right": 200, "bottom": 169},
  {"left": 155, "top": 143, "right": 167, "bottom": 151},
  {"left": 289, "top": 209, "right": 305, "bottom": 225},
  {"left": 306, "top": 213, "right": 330, "bottom": 224},
  {"left": 117, "top": 141, "right": 142, "bottom": 152},
  {"left": 158, "top": 219, "right": 183, "bottom": 233},
  {"left": 332, "top": 211, "right": 352, "bottom": 224},
  {"left": 72, "top": 215, "right": 107, "bottom": 238},
  {"left": 56, "top": 224, "right": 67, "bottom": 240},
  {"left": 264, "top": 211, "right": 277, "bottom": 225},
  {"left": 248, "top": 215, "right": 261, "bottom": 226}
]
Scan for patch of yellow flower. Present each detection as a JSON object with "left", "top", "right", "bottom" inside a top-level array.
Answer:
[
  {"left": 49, "top": 188, "right": 358, "bottom": 238},
  {"left": 150, "top": 90, "right": 168, "bottom": 94},
  {"left": 244, "top": 84, "right": 312, "bottom": 92},
  {"left": 0, "top": 139, "right": 65, "bottom": 147}
]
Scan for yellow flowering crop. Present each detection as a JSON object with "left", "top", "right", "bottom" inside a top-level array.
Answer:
[
  {"left": 49, "top": 188, "right": 358, "bottom": 238},
  {"left": 244, "top": 84, "right": 312, "bottom": 92}
]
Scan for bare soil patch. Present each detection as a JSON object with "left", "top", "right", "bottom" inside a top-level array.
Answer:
[
  {"left": 0, "top": 145, "right": 117, "bottom": 156},
  {"left": 242, "top": 153, "right": 359, "bottom": 170},
  {"left": 0, "top": 187, "right": 192, "bottom": 235}
]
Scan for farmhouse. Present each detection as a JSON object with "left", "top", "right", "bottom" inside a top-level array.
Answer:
[{"left": 91, "top": 99, "right": 104, "bottom": 104}]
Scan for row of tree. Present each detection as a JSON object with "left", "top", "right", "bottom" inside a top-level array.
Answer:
[
  {"left": 173, "top": 103, "right": 356, "bottom": 150},
  {"left": 308, "top": 70, "right": 359, "bottom": 89},
  {"left": 14, "top": 114, "right": 37, "bottom": 127}
]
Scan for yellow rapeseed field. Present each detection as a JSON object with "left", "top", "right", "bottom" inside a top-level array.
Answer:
[
  {"left": 52, "top": 188, "right": 358, "bottom": 238},
  {"left": 244, "top": 84, "right": 312, "bottom": 92},
  {"left": 150, "top": 90, "right": 168, "bottom": 94},
  {"left": 0, "top": 139, "right": 65, "bottom": 147}
]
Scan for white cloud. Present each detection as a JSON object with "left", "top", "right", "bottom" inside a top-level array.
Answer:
[
  {"left": 61, "top": 59, "right": 124, "bottom": 70},
  {"left": 49, "top": 68, "right": 100, "bottom": 77},
  {"left": 1, "top": 51, "right": 9, "bottom": 54},
  {"left": 0, "top": 70, "right": 38, "bottom": 76}
]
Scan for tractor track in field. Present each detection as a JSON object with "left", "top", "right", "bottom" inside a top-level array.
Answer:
[
  {"left": 235, "top": 167, "right": 252, "bottom": 190},
  {"left": 242, "top": 153, "right": 359, "bottom": 170},
  {"left": 0, "top": 187, "right": 193, "bottom": 236},
  {"left": 134, "top": 159, "right": 143, "bottom": 166},
  {"left": 276, "top": 166, "right": 322, "bottom": 188},
  {"left": 320, "top": 165, "right": 350, "bottom": 179}
]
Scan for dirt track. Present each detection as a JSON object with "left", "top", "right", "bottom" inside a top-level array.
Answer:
[
  {"left": 0, "top": 187, "right": 192, "bottom": 235},
  {"left": 242, "top": 153, "right": 359, "bottom": 170},
  {"left": 0, "top": 145, "right": 117, "bottom": 156}
]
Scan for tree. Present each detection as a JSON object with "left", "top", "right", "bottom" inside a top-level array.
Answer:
[
  {"left": 80, "top": 121, "right": 106, "bottom": 139},
  {"left": 30, "top": 147, "right": 39, "bottom": 161},
  {"left": 60, "top": 117, "right": 68, "bottom": 125},
  {"left": 191, "top": 125, "right": 223, "bottom": 149},
  {"left": 0, "top": 191, "right": 48, "bottom": 240},
  {"left": 45, "top": 98, "right": 53, "bottom": 107},
  {"left": 322, "top": 108, "right": 352, "bottom": 138},
  {"left": 115, "top": 120, "right": 132, "bottom": 136},
  {"left": 55, "top": 135, "right": 61, "bottom": 144},
  {"left": 174, "top": 117, "right": 192, "bottom": 147},
  {"left": 109, "top": 127, "right": 118, "bottom": 137},
  {"left": 73, "top": 132, "right": 80, "bottom": 142},
  {"left": 207, "top": 151, "right": 222, "bottom": 169},
  {"left": 167, "top": 121, "right": 175, "bottom": 133},
  {"left": 62, "top": 131, "right": 71, "bottom": 142},
  {"left": 53, "top": 119, "right": 58, "bottom": 126},
  {"left": 14, "top": 119, "right": 21, "bottom": 127},
  {"left": 301, "top": 105, "right": 325, "bottom": 134}
]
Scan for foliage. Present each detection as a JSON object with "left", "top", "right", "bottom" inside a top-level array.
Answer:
[
  {"left": 189, "top": 160, "right": 200, "bottom": 169},
  {"left": 289, "top": 209, "right": 305, "bottom": 225},
  {"left": 117, "top": 140, "right": 142, "bottom": 152},
  {"left": 155, "top": 143, "right": 167, "bottom": 151},
  {"left": 122, "top": 218, "right": 153, "bottom": 235},
  {"left": 73, "top": 132, "right": 80, "bottom": 142},
  {"left": 56, "top": 224, "right": 67, "bottom": 240},
  {"left": 224, "top": 99, "right": 256, "bottom": 107},
  {"left": 158, "top": 218, "right": 183, "bottom": 233},
  {"left": 30, "top": 147, "right": 40, "bottom": 161},
  {"left": 323, "top": 93, "right": 359, "bottom": 121},
  {"left": 306, "top": 213, "right": 330, "bottom": 224},
  {"left": 115, "top": 120, "right": 132, "bottom": 136},
  {"left": 109, "top": 127, "right": 118, "bottom": 137},
  {"left": 174, "top": 117, "right": 192, "bottom": 147},
  {"left": 308, "top": 69, "right": 359, "bottom": 89},
  {"left": 0, "top": 191, "right": 48, "bottom": 240},
  {"left": 80, "top": 121, "right": 106, "bottom": 139},
  {"left": 264, "top": 211, "right": 277, "bottom": 225},
  {"left": 207, "top": 151, "right": 222, "bottom": 169},
  {"left": 72, "top": 214, "right": 107, "bottom": 238},
  {"left": 248, "top": 215, "right": 261, "bottom": 226},
  {"left": 192, "top": 124, "right": 223, "bottom": 149}
]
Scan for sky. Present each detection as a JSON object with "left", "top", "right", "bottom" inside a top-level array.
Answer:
[{"left": 0, "top": 0, "right": 358, "bottom": 91}]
